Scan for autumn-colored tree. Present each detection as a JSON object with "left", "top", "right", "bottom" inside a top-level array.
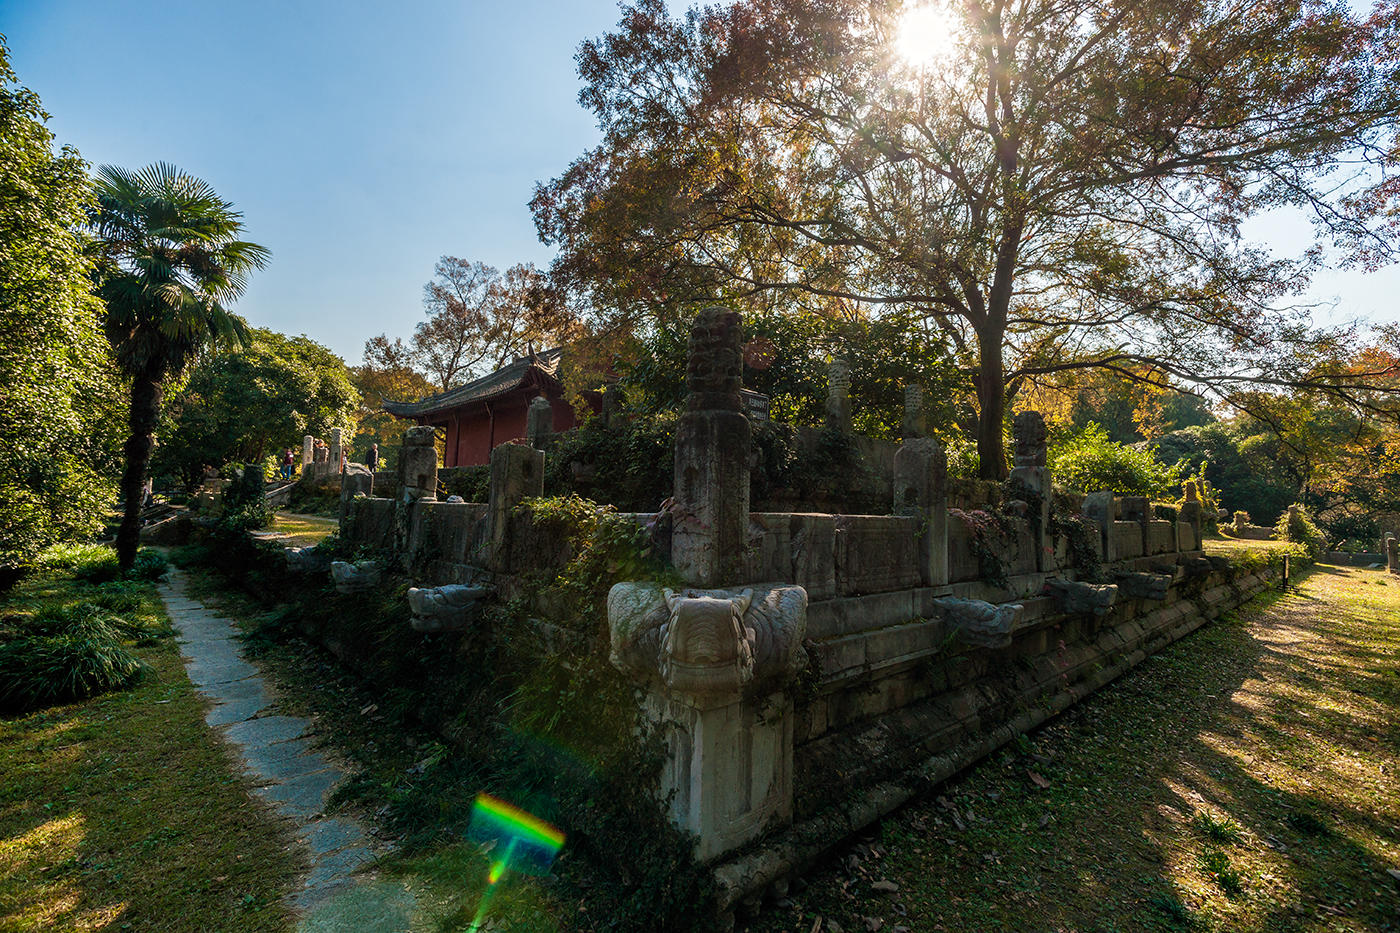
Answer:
[
  {"left": 352, "top": 335, "right": 436, "bottom": 467},
  {"left": 534, "top": 0, "right": 1400, "bottom": 478},
  {"left": 386, "top": 257, "right": 571, "bottom": 392}
]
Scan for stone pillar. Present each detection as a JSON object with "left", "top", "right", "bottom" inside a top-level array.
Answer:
[
  {"left": 673, "top": 307, "right": 750, "bottom": 586},
  {"left": 894, "top": 437, "right": 948, "bottom": 586},
  {"left": 1386, "top": 533, "right": 1397, "bottom": 574},
  {"left": 339, "top": 466, "right": 373, "bottom": 523},
  {"left": 1009, "top": 411, "right": 1051, "bottom": 570},
  {"left": 301, "top": 435, "right": 314, "bottom": 479},
  {"left": 825, "top": 356, "right": 851, "bottom": 433},
  {"left": 608, "top": 583, "right": 808, "bottom": 862},
  {"left": 399, "top": 426, "right": 439, "bottom": 503},
  {"left": 526, "top": 395, "right": 553, "bottom": 451},
  {"left": 902, "top": 384, "right": 926, "bottom": 438},
  {"left": 1179, "top": 480, "right": 1203, "bottom": 551},
  {"left": 328, "top": 427, "right": 344, "bottom": 474},
  {"left": 487, "top": 442, "right": 545, "bottom": 570},
  {"left": 1083, "top": 490, "right": 1117, "bottom": 563},
  {"left": 395, "top": 425, "right": 440, "bottom": 563}
]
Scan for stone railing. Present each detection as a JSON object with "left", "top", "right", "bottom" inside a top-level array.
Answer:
[{"left": 335, "top": 306, "right": 1271, "bottom": 926}]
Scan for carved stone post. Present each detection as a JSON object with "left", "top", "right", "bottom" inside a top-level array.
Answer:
[
  {"left": 673, "top": 307, "right": 750, "bottom": 586},
  {"left": 902, "top": 384, "right": 926, "bottom": 438},
  {"left": 1179, "top": 480, "right": 1204, "bottom": 551},
  {"left": 395, "top": 426, "right": 439, "bottom": 562},
  {"left": 1009, "top": 411, "right": 1051, "bottom": 570},
  {"left": 328, "top": 427, "right": 344, "bottom": 474},
  {"left": 1083, "top": 490, "right": 1117, "bottom": 563},
  {"left": 526, "top": 395, "right": 553, "bottom": 450},
  {"left": 825, "top": 356, "right": 851, "bottom": 433},
  {"left": 1386, "top": 533, "right": 1397, "bottom": 574},
  {"left": 894, "top": 437, "right": 948, "bottom": 586},
  {"left": 399, "top": 426, "right": 439, "bottom": 503},
  {"left": 487, "top": 442, "right": 545, "bottom": 570},
  {"left": 301, "top": 435, "right": 314, "bottom": 480},
  {"left": 608, "top": 583, "right": 808, "bottom": 861}
]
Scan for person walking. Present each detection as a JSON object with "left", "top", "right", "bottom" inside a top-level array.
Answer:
[
  {"left": 280, "top": 448, "right": 295, "bottom": 481},
  {"left": 366, "top": 443, "right": 379, "bottom": 473}
]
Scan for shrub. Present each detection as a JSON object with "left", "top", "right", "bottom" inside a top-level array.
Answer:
[
  {"left": 439, "top": 465, "right": 490, "bottom": 502},
  {"left": 1275, "top": 503, "right": 1327, "bottom": 559},
  {"left": 35, "top": 542, "right": 117, "bottom": 576},
  {"left": 33, "top": 543, "right": 167, "bottom": 584},
  {"left": 544, "top": 415, "right": 676, "bottom": 512},
  {"left": 1050, "top": 422, "right": 1184, "bottom": 497},
  {"left": 0, "top": 600, "right": 159, "bottom": 712}
]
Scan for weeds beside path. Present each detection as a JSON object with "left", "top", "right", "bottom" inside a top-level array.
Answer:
[{"left": 745, "top": 564, "right": 1400, "bottom": 933}]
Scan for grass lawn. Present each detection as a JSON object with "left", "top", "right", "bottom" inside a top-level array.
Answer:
[
  {"left": 0, "top": 559, "right": 303, "bottom": 932},
  {"left": 268, "top": 512, "right": 339, "bottom": 547},
  {"left": 743, "top": 563, "right": 1400, "bottom": 933},
  {"left": 1204, "top": 535, "right": 1301, "bottom": 557}
]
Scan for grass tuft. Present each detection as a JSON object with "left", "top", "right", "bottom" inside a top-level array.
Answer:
[
  {"left": 1147, "top": 892, "right": 1193, "bottom": 927},
  {"left": 1192, "top": 809, "right": 1245, "bottom": 844}
]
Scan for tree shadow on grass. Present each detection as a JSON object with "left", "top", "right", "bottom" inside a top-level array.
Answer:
[
  {"left": 0, "top": 646, "right": 303, "bottom": 932},
  {"left": 741, "top": 565, "right": 1400, "bottom": 933}
]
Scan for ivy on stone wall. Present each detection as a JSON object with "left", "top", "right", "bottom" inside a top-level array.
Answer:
[{"left": 949, "top": 507, "right": 1013, "bottom": 589}]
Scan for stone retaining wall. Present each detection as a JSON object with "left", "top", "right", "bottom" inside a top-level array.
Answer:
[{"left": 714, "top": 561, "right": 1277, "bottom": 912}]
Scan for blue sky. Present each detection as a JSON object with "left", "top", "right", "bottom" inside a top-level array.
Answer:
[{"left": 4, "top": 0, "right": 1397, "bottom": 363}]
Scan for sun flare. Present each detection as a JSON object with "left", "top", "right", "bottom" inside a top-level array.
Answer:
[{"left": 895, "top": 3, "right": 956, "bottom": 64}]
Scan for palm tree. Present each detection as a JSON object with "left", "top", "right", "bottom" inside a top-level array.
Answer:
[{"left": 90, "top": 162, "right": 269, "bottom": 570}]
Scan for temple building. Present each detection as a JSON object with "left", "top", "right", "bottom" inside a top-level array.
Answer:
[{"left": 382, "top": 349, "right": 584, "bottom": 467}]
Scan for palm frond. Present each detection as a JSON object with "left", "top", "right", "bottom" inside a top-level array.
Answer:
[{"left": 89, "top": 162, "right": 266, "bottom": 378}]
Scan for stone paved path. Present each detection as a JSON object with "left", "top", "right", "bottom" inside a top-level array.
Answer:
[{"left": 157, "top": 567, "right": 416, "bottom": 931}]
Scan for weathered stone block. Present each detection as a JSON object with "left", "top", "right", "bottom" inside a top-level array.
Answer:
[
  {"left": 407, "top": 584, "right": 489, "bottom": 633},
  {"left": 789, "top": 514, "right": 838, "bottom": 601},
  {"left": 893, "top": 437, "right": 948, "bottom": 586},
  {"left": 608, "top": 581, "right": 808, "bottom": 862},
  {"left": 834, "top": 516, "right": 920, "bottom": 595},
  {"left": 1145, "top": 521, "right": 1175, "bottom": 555},
  {"left": 487, "top": 443, "right": 544, "bottom": 569},
  {"left": 1110, "top": 521, "right": 1144, "bottom": 559}
]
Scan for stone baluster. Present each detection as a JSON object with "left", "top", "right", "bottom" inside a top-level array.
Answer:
[
  {"left": 487, "top": 442, "right": 544, "bottom": 571},
  {"left": 1009, "top": 411, "right": 1051, "bottom": 570},
  {"left": 902, "top": 384, "right": 926, "bottom": 438},
  {"left": 328, "top": 427, "right": 344, "bottom": 474},
  {"left": 1179, "top": 480, "right": 1204, "bottom": 551},
  {"left": 893, "top": 436, "right": 948, "bottom": 586},
  {"left": 526, "top": 395, "right": 553, "bottom": 451},
  {"left": 825, "top": 356, "right": 851, "bottom": 433},
  {"left": 672, "top": 307, "right": 751, "bottom": 586},
  {"left": 1385, "top": 533, "right": 1397, "bottom": 575},
  {"left": 394, "top": 426, "right": 440, "bottom": 561},
  {"left": 301, "top": 435, "right": 314, "bottom": 481},
  {"left": 1083, "top": 489, "right": 1117, "bottom": 563}
]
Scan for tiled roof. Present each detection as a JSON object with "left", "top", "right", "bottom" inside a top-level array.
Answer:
[{"left": 382, "top": 348, "right": 563, "bottom": 418}]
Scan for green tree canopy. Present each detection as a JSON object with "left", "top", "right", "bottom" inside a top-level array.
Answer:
[
  {"left": 0, "top": 38, "right": 121, "bottom": 578},
  {"left": 155, "top": 328, "right": 359, "bottom": 487}
]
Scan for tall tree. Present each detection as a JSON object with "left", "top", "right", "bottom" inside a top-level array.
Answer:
[
  {"left": 155, "top": 328, "right": 359, "bottom": 486},
  {"left": 353, "top": 334, "right": 436, "bottom": 468},
  {"left": 398, "top": 258, "right": 570, "bottom": 391},
  {"left": 534, "top": 0, "right": 1400, "bottom": 477},
  {"left": 91, "top": 162, "right": 268, "bottom": 569},
  {"left": 0, "top": 39, "right": 120, "bottom": 580}
]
